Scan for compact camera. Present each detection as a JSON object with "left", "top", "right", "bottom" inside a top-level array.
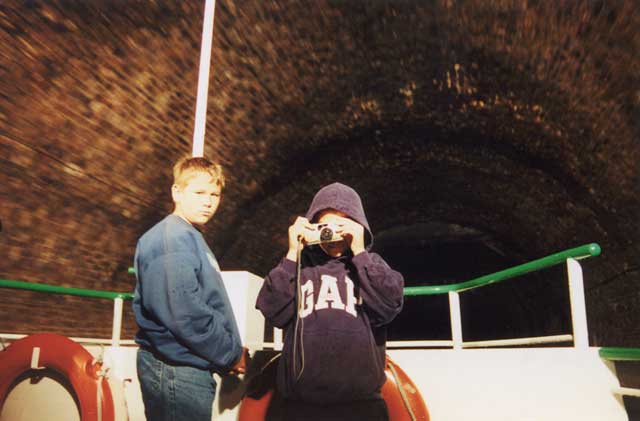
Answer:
[{"left": 304, "top": 222, "right": 342, "bottom": 245}]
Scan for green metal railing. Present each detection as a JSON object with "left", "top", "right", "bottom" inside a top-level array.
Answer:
[
  {"left": 403, "top": 243, "right": 601, "bottom": 296},
  {"left": 599, "top": 347, "right": 640, "bottom": 361},
  {"left": 0, "top": 242, "right": 602, "bottom": 350},
  {"left": 0, "top": 278, "right": 133, "bottom": 300},
  {"left": 0, "top": 242, "right": 602, "bottom": 308},
  {"left": 0, "top": 277, "right": 133, "bottom": 346}
]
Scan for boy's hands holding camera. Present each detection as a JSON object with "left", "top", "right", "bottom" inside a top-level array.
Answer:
[
  {"left": 334, "top": 216, "right": 366, "bottom": 256},
  {"left": 285, "top": 214, "right": 366, "bottom": 260},
  {"left": 287, "top": 216, "right": 314, "bottom": 261}
]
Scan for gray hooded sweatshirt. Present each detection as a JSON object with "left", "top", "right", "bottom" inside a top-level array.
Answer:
[{"left": 256, "top": 182, "right": 404, "bottom": 403}]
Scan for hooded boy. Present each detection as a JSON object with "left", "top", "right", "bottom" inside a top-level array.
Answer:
[{"left": 256, "top": 182, "right": 404, "bottom": 420}]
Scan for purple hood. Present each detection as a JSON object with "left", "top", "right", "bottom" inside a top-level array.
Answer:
[{"left": 305, "top": 182, "right": 373, "bottom": 249}]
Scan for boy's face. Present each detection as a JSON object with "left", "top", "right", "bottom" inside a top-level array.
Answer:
[
  {"left": 172, "top": 172, "right": 222, "bottom": 227},
  {"left": 317, "top": 211, "right": 349, "bottom": 258}
]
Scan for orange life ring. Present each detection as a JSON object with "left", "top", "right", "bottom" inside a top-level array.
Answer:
[
  {"left": 382, "top": 356, "right": 430, "bottom": 421},
  {"left": 238, "top": 354, "right": 429, "bottom": 421},
  {"left": 0, "top": 333, "right": 114, "bottom": 421}
]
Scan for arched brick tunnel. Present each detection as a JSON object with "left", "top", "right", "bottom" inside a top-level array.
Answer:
[{"left": 1, "top": 1, "right": 638, "bottom": 346}]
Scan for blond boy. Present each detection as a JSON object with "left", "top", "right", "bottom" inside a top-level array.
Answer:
[{"left": 133, "top": 156, "right": 246, "bottom": 421}]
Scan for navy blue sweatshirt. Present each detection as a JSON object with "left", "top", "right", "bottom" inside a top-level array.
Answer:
[
  {"left": 256, "top": 183, "right": 404, "bottom": 403},
  {"left": 133, "top": 214, "right": 242, "bottom": 372}
]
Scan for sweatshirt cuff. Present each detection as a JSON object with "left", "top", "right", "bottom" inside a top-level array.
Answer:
[
  {"left": 351, "top": 250, "right": 373, "bottom": 267},
  {"left": 280, "top": 257, "right": 298, "bottom": 276}
]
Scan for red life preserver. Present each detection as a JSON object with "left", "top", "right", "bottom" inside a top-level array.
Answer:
[
  {"left": 382, "top": 356, "right": 430, "bottom": 421},
  {"left": 238, "top": 354, "right": 429, "bottom": 421},
  {"left": 0, "top": 333, "right": 114, "bottom": 421}
]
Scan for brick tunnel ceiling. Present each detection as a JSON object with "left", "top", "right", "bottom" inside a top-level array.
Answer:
[{"left": 1, "top": 1, "right": 639, "bottom": 345}]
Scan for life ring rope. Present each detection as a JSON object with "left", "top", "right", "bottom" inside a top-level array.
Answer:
[{"left": 387, "top": 360, "right": 418, "bottom": 421}]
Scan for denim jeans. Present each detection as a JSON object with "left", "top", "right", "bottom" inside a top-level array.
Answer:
[{"left": 137, "top": 348, "right": 217, "bottom": 421}]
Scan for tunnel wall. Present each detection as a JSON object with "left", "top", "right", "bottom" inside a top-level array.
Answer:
[{"left": 0, "top": 1, "right": 638, "bottom": 345}]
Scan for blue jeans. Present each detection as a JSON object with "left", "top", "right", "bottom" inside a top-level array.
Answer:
[{"left": 137, "top": 348, "right": 217, "bottom": 421}]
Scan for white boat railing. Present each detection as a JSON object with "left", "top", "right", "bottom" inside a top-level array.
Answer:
[{"left": 387, "top": 243, "right": 601, "bottom": 350}]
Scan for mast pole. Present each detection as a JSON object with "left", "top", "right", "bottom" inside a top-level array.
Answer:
[{"left": 192, "top": 0, "right": 216, "bottom": 157}]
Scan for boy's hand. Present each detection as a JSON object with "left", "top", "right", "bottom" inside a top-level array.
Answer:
[
  {"left": 228, "top": 347, "right": 249, "bottom": 375},
  {"left": 336, "top": 217, "right": 366, "bottom": 256},
  {"left": 286, "top": 216, "right": 313, "bottom": 261}
]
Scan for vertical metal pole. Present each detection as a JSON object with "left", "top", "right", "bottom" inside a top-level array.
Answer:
[
  {"left": 449, "top": 291, "right": 463, "bottom": 349},
  {"left": 567, "top": 258, "right": 589, "bottom": 348},
  {"left": 111, "top": 297, "right": 124, "bottom": 347},
  {"left": 274, "top": 327, "right": 283, "bottom": 351},
  {"left": 192, "top": 0, "right": 217, "bottom": 157}
]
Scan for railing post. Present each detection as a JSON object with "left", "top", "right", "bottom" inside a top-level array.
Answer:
[
  {"left": 111, "top": 297, "right": 123, "bottom": 347},
  {"left": 567, "top": 258, "right": 589, "bottom": 348},
  {"left": 274, "top": 327, "right": 283, "bottom": 351},
  {"left": 449, "top": 291, "right": 463, "bottom": 349}
]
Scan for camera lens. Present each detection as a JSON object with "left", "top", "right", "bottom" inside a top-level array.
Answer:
[{"left": 320, "top": 227, "right": 334, "bottom": 242}]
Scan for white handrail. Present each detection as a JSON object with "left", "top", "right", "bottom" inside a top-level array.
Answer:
[
  {"left": 387, "top": 340, "right": 454, "bottom": 348},
  {"left": 462, "top": 334, "right": 573, "bottom": 349}
]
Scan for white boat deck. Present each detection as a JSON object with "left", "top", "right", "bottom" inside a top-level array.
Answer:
[{"left": 0, "top": 341, "right": 628, "bottom": 421}]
